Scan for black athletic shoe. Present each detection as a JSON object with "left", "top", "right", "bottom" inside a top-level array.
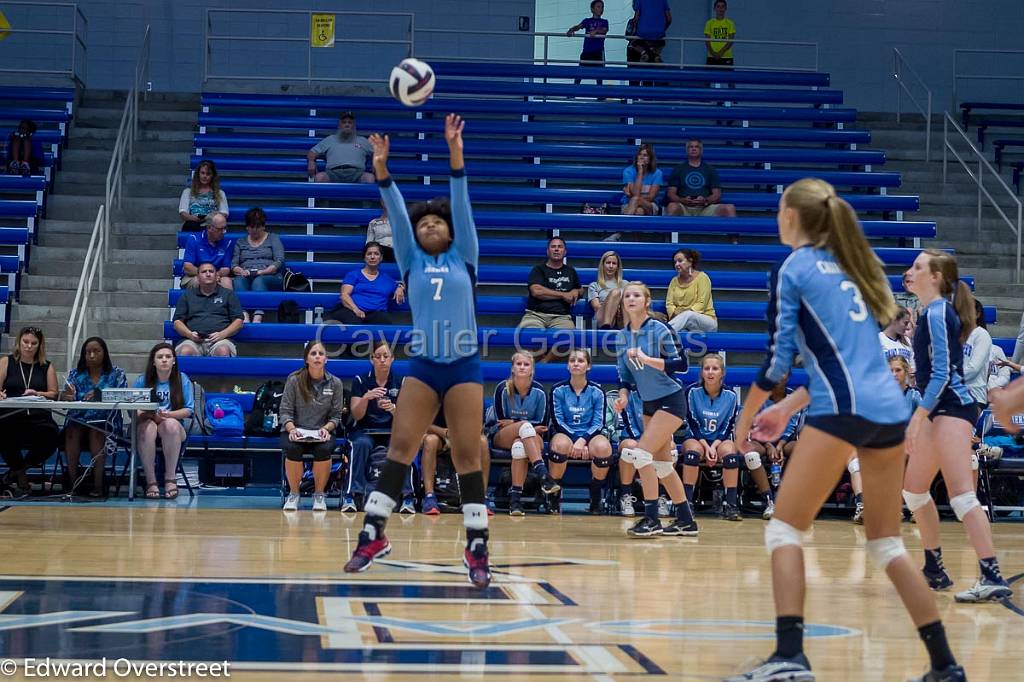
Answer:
[
  {"left": 924, "top": 567, "right": 954, "bottom": 591},
  {"left": 723, "top": 652, "right": 814, "bottom": 681},
  {"left": 721, "top": 502, "right": 743, "bottom": 522},
  {"left": 540, "top": 475, "right": 561, "bottom": 495},
  {"left": 908, "top": 664, "right": 967, "bottom": 682},
  {"left": 661, "top": 520, "right": 699, "bottom": 536},
  {"left": 627, "top": 517, "right": 663, "bottom": 538},
  {"left": 463, "top": 537, "right": 492, "bottom": 589},
  {"left": 509, "top": 500, "right": 525, "bottom": 517},
  {"left": 546, "top": 492, "right": 562, "bottom": 514}
]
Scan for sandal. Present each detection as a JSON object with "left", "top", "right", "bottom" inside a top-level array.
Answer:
[
  {"left": 164, "top": 481, "right": 179, "bottom": 499},
  {"left": 145, "top": 483, "right": 160, "bottom": 499}
]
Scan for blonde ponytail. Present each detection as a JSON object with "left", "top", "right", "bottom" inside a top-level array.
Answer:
[{"left": 783, "top": 179, "right": 897, "bottom": 325}]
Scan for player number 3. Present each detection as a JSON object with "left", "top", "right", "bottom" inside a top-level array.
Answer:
[{"left": 840, "top": 280, "right": 868, "bottom": 322}]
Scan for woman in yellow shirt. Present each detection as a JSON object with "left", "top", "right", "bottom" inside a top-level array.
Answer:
[{"left": 666, "top": 248, "right": 718, "bottom": 332}]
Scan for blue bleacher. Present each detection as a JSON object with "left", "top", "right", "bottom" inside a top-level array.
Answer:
[
  {"left": 0, "top": 86, "right": 75, "bottom": 112},
  {"left": 194, "top": 135, "right": 886, "bottom": 167},
  {"left": 0, "top": 201, "right": 39, "bottom": 239}
]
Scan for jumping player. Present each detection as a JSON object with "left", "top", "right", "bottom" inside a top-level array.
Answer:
[
  {"left": 613, "top": 281, "right": 698, "bottom": 537},
  {"left": 549, "top": 348, "right": 613, "bottom": 513},
  {"left": 343, "top": 115, "right": 492, "bottom": 588},
  {"left": 726, "top": 179, "right": 963, "bottom": 682},
  {"left": 902, "top": 249, "right": 1012, "bottom": 604}
]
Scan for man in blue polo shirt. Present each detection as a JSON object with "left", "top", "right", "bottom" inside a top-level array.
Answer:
[{"left": 181, "top": 212, "right": 234, "bottom": 288}]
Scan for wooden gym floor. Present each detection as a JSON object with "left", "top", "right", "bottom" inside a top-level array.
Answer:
[{"left": 0, "top": 502, "right": 1020, "bottom": 681}]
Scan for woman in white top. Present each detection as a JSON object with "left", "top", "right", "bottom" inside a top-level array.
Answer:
[
  {"left": 179, "top": 160, "right": 229, "bottom": 231},
  {"left": 963, "top": 299, "right": 993, "bottom": 408},
  {"left": 878, "top": 306, "right": 915, "bottom": 373},
  {"left": 587, "top": 250, "right": 625, "bottom": 329},
  {"left": 365, "top": 200, "right": 394, "bottom": 262},
  {"left": 988, "top": 344, "right": 1020, "bottom": 391}
]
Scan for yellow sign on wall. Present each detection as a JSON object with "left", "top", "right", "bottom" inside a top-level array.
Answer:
[
  {"left": 311, "top": 14, "right": 335, "bottom": 48},
  {"left": 0, "top": 11, "right": 11, "bottom": 42}
]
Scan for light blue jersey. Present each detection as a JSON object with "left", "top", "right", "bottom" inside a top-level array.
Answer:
[
  {"left": 685, "top": 383, "right": 739, "bottom": 442},
  {"left": 617, "top": 317, "right": 688, "bottom": 401},
  {"left": 757, "top": 246, "right": 908, "bottom": 424},
  {"left": 378, "top": 171, "right": 478, "bottom": 364},
  {"left": 491, "top": 380, "right": 548, "bottom": 425},
  {"left": 620, "top": 390, "right": 646, "bottom": 440},
  {"left": 902, "top": 385, "right": 923, "bottom": 415},
  {"left": 549, "top": 379, "right": 605, "bottom": 441},
  {"left": 760, "top": 389, "right": 805, "bottom": 441}
]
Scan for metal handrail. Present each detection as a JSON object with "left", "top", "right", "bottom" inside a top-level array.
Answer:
[
  {"left": 892, "top": 48, "right": 932, "bottom": 162},
  {"left": 0, "top": 2, "right": 88, "bottom": 85},
  {"left": 953, "top": 48, "right": 1024, "bottom": 109},
  {"left": 943, "top": 111, "right": 1022, "bottom": 283},
  {"left": 65, "top": 25, "right": 149, "bottom": 371},
  {"left": 65, "top": 205, "right": 104, "bottom": 376}
]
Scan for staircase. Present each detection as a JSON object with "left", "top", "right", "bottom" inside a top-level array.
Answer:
[
  {"left": 862, "top": 113, "right": 1023, "bottom": 343},
  {"left": 10, "top": 90, "right": 199, "bottom": 374}
]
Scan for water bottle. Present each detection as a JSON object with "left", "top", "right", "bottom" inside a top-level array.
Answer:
[
  {"left": 770, "top": 463, "right": 782, "bottom": 488},
  {"left": 213, "top": 403, "right": 225, "bottom": 420},
  {"left": 314, "top": 305, "right": 324, "bottom": 325},
  {"left": 263, "top": 412, "right": 275, "bottom": 432}
]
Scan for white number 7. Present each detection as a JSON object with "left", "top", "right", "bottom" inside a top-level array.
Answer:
[
  {"left": 841, "top": 280, "right": 868, "bottom": 322},
  {"left": 430, "top": 277, "right": 444, "bottom": 301}
]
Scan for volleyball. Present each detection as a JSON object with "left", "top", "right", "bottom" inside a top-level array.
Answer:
[{"left": 389, "top": 58, "right": 436, "bottom": 107}]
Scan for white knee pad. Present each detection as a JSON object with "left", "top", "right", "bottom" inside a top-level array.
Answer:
[
  {"left": 653, "top": 460, "right": 675, "bottom": 479},
  {"left": 866, "top": 536, "right": 907, "bottom": 569},
  {"left": 765, "top": 518, "right": 807, "bottom": 553},
  {"left": 902, "top": 489, "right": 932, "bottom": 512},
  {"left": 970, "top": 453, "right": 980, "bottom": 471},
  {"left": 744, "top": 451, "right": 763, "bottom": 470},
  {"left": 847, "top": 458, "right": 860, "bottom": 475},
  {"left": 619, "top": 447, "right": 636, "bottom": 465},
  {"left": 949, "top": 491, "right": 980, "bottom": 521},
  {"left": 510, "top": 441, "right": 527, "bottom": 460},
  {"left": 518, "top": 422, "right": 537, "bottom": 439},
  {"left": 625, "top": 447, "right": 654, "bottom": 469}
]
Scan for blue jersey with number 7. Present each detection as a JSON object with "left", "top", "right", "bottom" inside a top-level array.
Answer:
[
  {"left": 378, "top": 171, "right": 479, "bottom": 364},
  {"left": 755, "top": 245, "right": 908, "bottom": 424}
]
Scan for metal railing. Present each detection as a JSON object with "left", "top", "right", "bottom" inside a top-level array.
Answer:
[
  {"left": 893, "top": 48, "right": 932, "bottom": 162},
  {"left": 66, "top": 25, "right": 150, "bottom": 373},
  {"left": 0, "top": 2, "right": 88, "bottom": 85},
  {"left": 953, "top": 48, "right": 1024, "bottom": 110},
  {"left": 943, "top": 111, "right": 1022, "bottom": 283},
  {"left": 204, "top": 9, "right": 414, "bottom": 84}
]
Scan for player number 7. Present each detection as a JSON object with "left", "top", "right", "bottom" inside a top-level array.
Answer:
[{"left": 430, "top": 277, "right": 444, "bottom": 301}]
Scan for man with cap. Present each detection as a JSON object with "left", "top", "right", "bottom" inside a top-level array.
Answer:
[{"left": 307, "top": 111, "right": 374, "bottom": 184}]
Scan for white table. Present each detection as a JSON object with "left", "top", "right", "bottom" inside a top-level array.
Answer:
[{"left": 0, "top": 399, "right": 158, "bottom": 500}]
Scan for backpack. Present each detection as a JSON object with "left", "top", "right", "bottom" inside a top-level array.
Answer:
[
  {"left": 206, "top": 397, "right": 245, "bottom": 436},
  {"left": 189, "top": 381, "right": 213, "bottom": 436},
  {"left": 282, "top": 269, "right": 311, "bottom": 292},
  {"left": 244, "top": 380, "right": 286, "bottom": 436},
  {"left": 602, "top": 388, "right": 623, "bottom": 443},
  {"left": 277, "top": 300, "right": 302, "bottom": 324}
]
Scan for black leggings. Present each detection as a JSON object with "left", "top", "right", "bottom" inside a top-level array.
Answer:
[
  {"left": 0, "top": 420, "right": 60, "bottom": 473},
  {"left": 325, "top": 306, "right": 392, "bottom": 325},
  {"left": 281, "top": 433, "right": 337, "bottom": 462}
]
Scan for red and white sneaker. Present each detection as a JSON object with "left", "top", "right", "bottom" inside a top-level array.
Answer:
[
  {"left": 343, "top": 530, "right": 392, "bottom": 573},
  {"left": 463, "top": 536, "right": 492, "bottom": 588}
]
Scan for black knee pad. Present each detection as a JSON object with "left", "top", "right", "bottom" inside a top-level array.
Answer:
[
  {"left": 547, "top": 451, "right": 568, "bottom": 464},
  {"left": 723, "top": 454, "right": 741, "bottom": 470},
  {"left": 683, "top": 450, "right": 701, "bottom": 467},
  {"left": 592, "top": 457, "right": 611, "bottom": 469}
]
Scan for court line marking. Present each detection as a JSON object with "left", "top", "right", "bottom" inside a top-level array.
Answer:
[{"left": 1002, "top": 572, "right": 1024, "bottom": 618}]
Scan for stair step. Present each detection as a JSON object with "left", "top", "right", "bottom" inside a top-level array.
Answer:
[
  {"left": 18, "top": 289, "right": 165, "bottom": 308},
  {"left": 11, "top": 304, "right": 168, "bottom": 323},
  {"left": 20, "top": 274, "right": 170, "bottom": 293},
  {"left": 28, "top": 246, "right": 172, "bottom": 266}
]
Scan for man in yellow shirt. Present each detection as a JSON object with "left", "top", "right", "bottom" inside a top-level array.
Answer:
[{"left": 704, "top": 0, "right": 736, "bottom": 68}]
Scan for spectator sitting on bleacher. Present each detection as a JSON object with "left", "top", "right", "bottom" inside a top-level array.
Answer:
[
  {"left": 665, "top": 139, "right": 736, "bottom": 218},
  {"left": 342, "top": 341, "right": 415, "bottom": 514},
  {"left": 366, "top": 200, "right": 394, "bottom": 262},
  {"left": 488, "top": 351, "right": 559, "bottom": 516},
  {"left": 989, "top": 343, "right": 1020, "bottom": 391},
  {"left": 231, "top": 207, "right": 284, "bottom": 324},
  {"left": 178, "top": 159, "right": 228, "bottom": 231},
  {"left": 518, "top": 237, "right": 583, "bottom": 331},
  {"left": 964, "top": 299, "right": 994, "bottom": 410},
  {"left": 280, "top": 340, "right": 345, "bottom": 512},
  {"left": 548, "top": 349, "right": 613, "bottom": 514},
  {"left": 421, "top": 408, "right": 494, "bottom": 515},
  {"left": 5, "top": 120, "right": 43, "bottom": 177},
  {"left": 133, "top": 342, "right": 194, "bottom": 500},
  {"left": 588, "top": 250, "right": 625, "bottom": 329},
  {"left": 704, "top": 0, "right": 736, "bottom": 68},
  {"left": 60, "top": 336, "right": 127, "bottom": 497},
  {"left": 666, "top": 248, "right": 718, "bottom": 333},
  {"left": 324, "top": 241, "right": 405, "bottom": 325},
  {"left": 307, "top": 111, "right": 374, "bottom": 184},
  {"left": 181, "top": 213, "right": 233, "bottom": 289},
  {"left": 0, "top": 326, "right": 59, "bottom": 495},
  {"left": 173, "top": 262, "right": 244, "bottom": 358},
  {"left": 621, "top": 144, "right": 663, "bottom": 216},
  {"left": 878, "top": 306, "right": 915, "bottom": 375}
]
